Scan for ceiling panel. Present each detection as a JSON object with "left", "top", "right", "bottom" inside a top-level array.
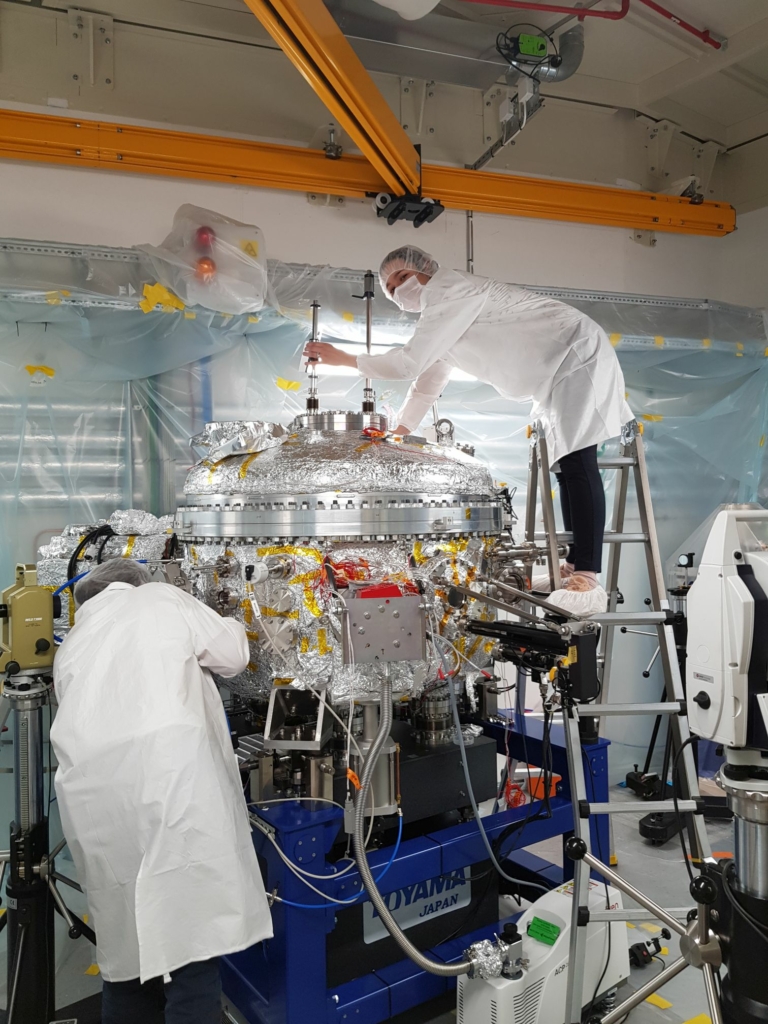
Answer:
[
  {"left": 669, "top": 70, "right": 768, "bottom": 126},
  {"left": 735, "top": 51, "right": 768, "bottom": 81}
]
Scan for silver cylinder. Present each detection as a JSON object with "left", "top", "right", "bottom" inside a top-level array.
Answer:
[
  {"left": 722, "top": 781, "right": 768, "bottom": 899},
  {"left": 351, "top": 702, "right": 396, "bottom": 815},
  {"left": 14, "top": 708, "right": 44, "bottom": 833}
]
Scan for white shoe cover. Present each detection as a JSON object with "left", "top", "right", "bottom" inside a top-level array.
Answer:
[
  {"left": 531, "top": 566, "right": 572, "bottom": 593},
  {"left": 544, "top": 584, "right": 608, "bottom": 617}
]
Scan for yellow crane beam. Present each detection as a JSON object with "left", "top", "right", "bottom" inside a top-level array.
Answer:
[
  {"left": 242, "top": 0, "right": 420, "bottom": 196},
  {"left": 0, "top": 110, "right": 736, "bottom": 237}
]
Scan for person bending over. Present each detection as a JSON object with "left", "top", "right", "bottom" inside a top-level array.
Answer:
[
  {"left": 304, "top": 246, "right": 633, "bottom": 615},
  {"left": 50, "top": 559, "right": 272, "bottom": 1024}
]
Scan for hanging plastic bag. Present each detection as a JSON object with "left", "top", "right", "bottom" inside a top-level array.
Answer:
[{"left": 138, "top": 205, "right": 270, "bottom": 315}]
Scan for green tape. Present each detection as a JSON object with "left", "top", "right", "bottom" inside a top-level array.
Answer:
[{"left": 527, "top": 917, "right": 561, "bottom": 946}]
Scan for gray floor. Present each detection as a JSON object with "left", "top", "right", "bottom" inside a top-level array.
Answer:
[{"left": 32, "top": 796, "right": 729, "bottom": 1024}]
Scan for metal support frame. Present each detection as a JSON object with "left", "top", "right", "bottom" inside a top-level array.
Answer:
[
  {"left": 0, "top": 110, "right": 736, "bottom": 236},
  {"left": 524, "top": 421, "right": 716, "bottom": 1022},
  {"left": 222, "top": 717, "right": 610, "bottom": 1024}
]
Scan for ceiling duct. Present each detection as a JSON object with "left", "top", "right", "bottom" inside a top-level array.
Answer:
[
  {"left": 369, "top": 0, "right": 442, "bottom": 18},
  {"left": 326, "top": 0, "right": 508, "bottom": 91}
]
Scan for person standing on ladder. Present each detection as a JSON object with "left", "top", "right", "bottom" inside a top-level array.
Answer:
[{"left": 304, "top": 245, "right": 633, "bottom": 615}]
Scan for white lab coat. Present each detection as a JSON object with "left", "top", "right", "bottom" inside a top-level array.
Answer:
[
  {"left": 50, "top": 581, "right": 273, "bottom": 983},
  {"left": 358, "top": 268, "right": 633, "bottom": 464}
]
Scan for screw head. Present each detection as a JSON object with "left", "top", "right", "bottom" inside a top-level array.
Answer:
[
  {"left": 72, "top": 32, "right": 78, "bottom": 38},
  {"left": 72, "top": 74, "right": 79, "bottom": 80},
  {"left": 429, "top": 127, "right": 435, "bottom": 134},
  {"left": 403, "top": 124, "right": 409, "bottom": 130},
  {"left": 105, "top": 78, "right": 112, "bottom": 84},
  {"left": 404, "top": 87, "right": 410, "bottom": 94}
]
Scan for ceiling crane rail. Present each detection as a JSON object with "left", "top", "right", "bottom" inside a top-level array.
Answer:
[
  {"left": 0, "top": 110, "right": 735, "bottom": 237},
  {"left": 241, "top": 0, "right": 420, "bottom": 197}
]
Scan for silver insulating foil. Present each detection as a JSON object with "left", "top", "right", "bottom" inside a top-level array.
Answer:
[
  {"left": 108, "top": 509, "right": 173, "bottom": 536},
  {"left": 183, "top": 535, "right": 497, "bottom": 702},
  {"left": 468, "top": 939, "right": 505, "bottom": 981},
  {"left": 184, "top": 430, "right": 493, "bottom": 497},
  {"left": 189, "top": 420, "right": 288, "bottom": 460}
]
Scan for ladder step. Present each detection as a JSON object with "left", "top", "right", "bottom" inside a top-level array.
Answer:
[
  {"left": 597, "top": 457, "right": 637, "bottom": 468},
  {"left": 590, "top": 908, "right": 691, "bottom": 923},
  {"left": 589, "top": 800, "right": 698, "bottom": 815},
  {"left": 534, "top": 532, "right": 648, "bottom": 544},
  {"left": 585, "top": 703, "right": 681, "bottom": 717},
  {"left": 590, "top": 612, "right": 666, "bottom": 626}
]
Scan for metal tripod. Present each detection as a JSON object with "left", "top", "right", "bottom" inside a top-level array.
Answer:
[
  {"left": 0, "top": 671, "right": 95, "bottom": 1024},
  {"left": 524, "top": 421, "right": 720, "bottom": 1023}
]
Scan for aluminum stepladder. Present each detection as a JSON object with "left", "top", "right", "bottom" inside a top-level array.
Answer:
[{"left": 524, "top": 421, "right": 717, "bottom": 1024}]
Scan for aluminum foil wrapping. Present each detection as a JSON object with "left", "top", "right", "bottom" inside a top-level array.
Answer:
[
  {"left": 38, "top": 522, "right": 107, "bottom": 560},
  {"left": 184, "top": 430, "right": 494, "bottom": 497},
  {"left": 190, "top": 420, "right": 288, "bottom": 460},
  {"left": 183, "top": 534, "right": 497, "bottom": 702},
  {"left": 108, "top": 509, "right": 174, "bottom": 536},
  {"left": 467, "top": 939, "right": 505, "bottom": 981}
]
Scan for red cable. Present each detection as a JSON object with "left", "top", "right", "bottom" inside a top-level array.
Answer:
[
  {"left": 635, "top": 0, "right": 722, "bottom": 49},
  {"left": 458, "top": 0, "right": 629, "bottom": 18},
  {"left": 458, "top": 0, "right": 722, "bottom": 51}
]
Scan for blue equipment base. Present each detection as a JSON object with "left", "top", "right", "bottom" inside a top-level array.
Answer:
[{"left": 222, "top": 716, "right": 609, "bottom": 1024}]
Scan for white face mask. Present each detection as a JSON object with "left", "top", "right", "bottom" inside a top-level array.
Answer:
[{"left": 393, "top": 275, "right": 425, "bottom": 313}]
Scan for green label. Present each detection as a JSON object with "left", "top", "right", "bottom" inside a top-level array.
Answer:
[
  {"left": 527, "top": 917, "right": 561, "bottom": 946},
  {"left": 519, "top": 34, "right": 548, "bottom": 57}
]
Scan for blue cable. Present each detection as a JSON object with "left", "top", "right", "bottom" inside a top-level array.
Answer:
[
  {"left": 53, "top": 572, "right": 89, "bottom": 597},
  {"left": 278, "top": 812, "right": 403, "bottom": 911}
]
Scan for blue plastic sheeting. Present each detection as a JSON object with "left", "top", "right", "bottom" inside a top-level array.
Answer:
[{"left": 0, "top": 239, "right": 767, "bottom": 591}]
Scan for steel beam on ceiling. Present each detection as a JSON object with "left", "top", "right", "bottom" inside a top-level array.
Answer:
[
  {"left": 241, "top": 0, "right": 420, "bottom": 196},
  {"left": 0, "top": 110, "right": 736, "bottom": 236}
]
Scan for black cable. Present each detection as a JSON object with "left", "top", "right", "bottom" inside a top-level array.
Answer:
[
  {"left": 721, "top": 861, "right": 768, "bottom": 944},
  {"left": 66, "top": 524, "right": 115, "bottom": 592},
  {"left": 583, "top": 746, "right": 612, "bottom": 1018},
  {"left": 671, "top": 737, "right": 697, "bottom": 884}
]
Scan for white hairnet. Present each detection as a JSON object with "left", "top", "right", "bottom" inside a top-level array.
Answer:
[
  {"left": 378, "top": 246, "right": 439, "bottom": 292},
  {"left": 74, "top": 559, "right": 153, "bottom": 607}
]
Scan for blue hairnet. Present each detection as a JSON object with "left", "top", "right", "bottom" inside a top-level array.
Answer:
[
  {"left": 74, "top": 559, "right": 153, "bottom": 607},
  {"left": 378, "top": 246, "right": 439, "bottom": 293}
]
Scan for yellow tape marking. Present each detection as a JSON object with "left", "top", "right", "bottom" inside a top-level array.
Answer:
[
  {"left": 610, "top": 854, "right": 618, "bottom": 866},
  {"left": 341, "top": 311, "right": 355, "bottom": 322},
  {"left": 683, "top": 1016, "right": 711, "bottom": 1024},
  {"left": 641, "top": 414, "right": 664, "bottom": 422},
  {"left": 660, "top": 946, "right": 669, "bottom": 955},
  {"left": 239, "top": 239, "right": 259, "bottom": 258},
  {"left": 184, "top": 310, "right": 196, "bottom": 320},
  {"left": 626, "top": 922, "right": 636, "bottom": 929},
  {"left": 300, "top": 636, "right": 310, "bottom": 654},
  {"left": 25, "top": 364, "right": 55, "bottom": 378},
  {"left": 317, "top": 628, "right": 332, "bottom": 656},
  {"left": 276, "top": 377, "right": 302, "bottom": 392},
  {"left": 609, "top": 333, "right": 622, "bottom": 347},
  {"left": 654, "top": 335, "right": 664, "bottom": 347},
  {"left": 247, "top": 661, "right": 259, "bottom": 673},
  {"left": 239, "top": 452, "right": 261, "bottom": 478},
  {"left": 646, "top": 993, "right": 672, "bottom": 1010},
  {"left": 760, "top": 436, "right": 765, "bottom": 448},
  {"left": 702, "top": 338, "right": 711, "bottom": 348},
  {"left": 85, "top": 964, "right": 101, "bottom": 976},
  {"left": 248, "top": 315, "right": 260, "bottom": 323},
  {"left": 123, "top": 535, "right": 137, "bottom": 557},
  {"left": 640, "top": 922, "right": 662, "bottom": 934},
  {"left": 245, "top": 631, "right": 260, "bottom": 642},
  {"left": 139, "top": 282, "right": 184, "bottom": 314}
]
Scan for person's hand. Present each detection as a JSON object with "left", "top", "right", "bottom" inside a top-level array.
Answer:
[{"left": 303, "top": 341, "right": 357, "bottom": 369}]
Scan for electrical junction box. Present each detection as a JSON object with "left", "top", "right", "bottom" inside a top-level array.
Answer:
[{"left": 517, "top": 33, "right": 548, "bottom": 57}]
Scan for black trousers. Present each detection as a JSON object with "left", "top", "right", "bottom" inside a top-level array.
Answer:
[
  {"left": 101, "top": 957, "right": 222, "bottom": 1024},
  {"left": 554, "top": 445, "right": 605, "bottom": 573}
]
